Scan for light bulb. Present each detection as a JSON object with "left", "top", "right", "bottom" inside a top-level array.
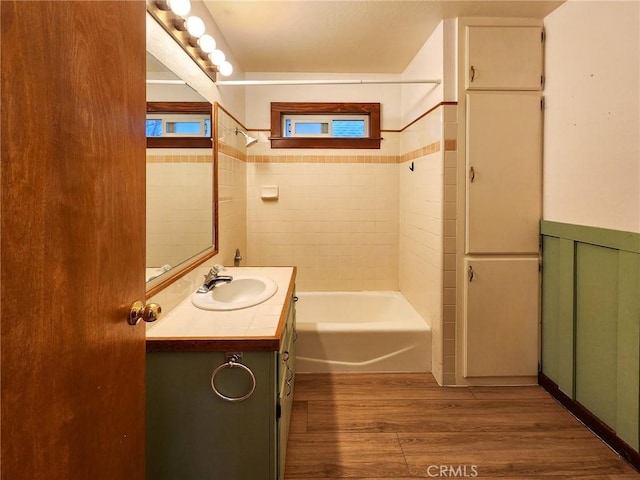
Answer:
[
  {"left": 209, "top": 49, "right": 225, "bottom": 66},
  {"left": 219, "top": 61, "right": 233, "bottom": 76},
  {"left": 198, "top": 34, "right": 216, "bottom": 53},
  {"left": 185, "top": 16, "right": 205, "bottom": 38},
  {"left": 167, "top": 0, "right": 190, "bottom": 16}
]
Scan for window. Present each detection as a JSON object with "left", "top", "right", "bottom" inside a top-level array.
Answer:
[
  {"left": 270, "top": 102, "right": 381, "bottom": 149},
  {"left": 146, "top": 114, "right": 211, "bottom": 137},
  {"left": 146, "top": 102, "right": 212, "bottom": 148},
  {"left": 283, "top": 115, "right": 369, "bottom": 138}
]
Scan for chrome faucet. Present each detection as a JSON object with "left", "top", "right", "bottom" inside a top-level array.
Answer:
[{"left": 196, "top": 265, "right": 233, "bottom": 293}]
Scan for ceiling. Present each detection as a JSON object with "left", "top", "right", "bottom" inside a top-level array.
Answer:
[{"left": 203, "top": 1, "right": 564, "bottom": 74}]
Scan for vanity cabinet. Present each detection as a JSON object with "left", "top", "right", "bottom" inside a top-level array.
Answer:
[{"left": 146, "top": 294, "right": 296, "bottom": 480}]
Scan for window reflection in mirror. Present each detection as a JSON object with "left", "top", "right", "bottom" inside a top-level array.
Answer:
[{"left": 145, "top": 52, "right": 217, "bottom": 296}]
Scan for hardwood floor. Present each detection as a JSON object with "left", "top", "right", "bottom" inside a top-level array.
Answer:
[{"left": 285, "top": 373, "right": 638, "bottom": 479}]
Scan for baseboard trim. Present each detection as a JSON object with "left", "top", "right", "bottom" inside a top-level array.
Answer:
[{"left": 539, "top": 372, "right": 640, "bottom": 471}]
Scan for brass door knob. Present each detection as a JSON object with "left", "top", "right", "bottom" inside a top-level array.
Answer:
[
  {"left": 128, "top": 301, "right": 162, "bottom": 325},
  {"left": 143, "top": 303, "right": 162, "bottom": 323}
]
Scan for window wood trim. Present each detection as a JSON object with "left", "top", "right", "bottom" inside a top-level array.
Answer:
[
  {"left": 269, "top": 102, "right": 381, "bottom": 149},
  {"left": 146, "top": 101, "right": 213, "bottom": 149}
]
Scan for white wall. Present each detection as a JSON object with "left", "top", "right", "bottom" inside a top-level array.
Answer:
[
  {"left": 401, "top": 21, "right": 445, "bottom": 125},
  {"left": 543, "top": 0, "right": 640, "bottom": 233},
  {"left": 243, "top": 72, "right": 402, "bottom": 130}
]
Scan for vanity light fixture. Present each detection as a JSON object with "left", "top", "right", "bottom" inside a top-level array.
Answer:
[
  {"left": 165, "top": 0, "right": 191, "bottom": 16},
  {"left": 185, "top": 16, "right": 205, "bottom": 38},
  {"left": 219, "top": 61, "right": 233, "bottom": 77},
  {"left": 198, "top": 34, "right": 217, "bottom": 53},
  {"left": 148, "top": 0, "right": 234, "bottom": 79},
  {"left": 209, "top": 49, "right": 226, "bottom": 66}
]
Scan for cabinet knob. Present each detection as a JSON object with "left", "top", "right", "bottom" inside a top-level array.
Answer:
[
  {"left": 469, "top": 166, "right": 475, "bottom": 183},
  {"left": 470, "top": 65, "right": 476, "bottom": 82},
  {"left": 468, "top": 265, "right": 475, "bottom": 282}
]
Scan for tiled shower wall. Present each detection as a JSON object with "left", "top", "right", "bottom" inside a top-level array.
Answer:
[
  {"left": 398, "top": 107, "right": 444, "bottom": 383},
  {"left": 244, "top": 104, "right": 458, "bottom": 384},
  {"left": 216, "top": 106, "right": 248, "bottom": 266},
  {"left": 397, "top": 103, "right": 457, "bottom": 385},
  {"left": 442, "top": 104, "right": 458, "bottom": 386},
  {"left": 246, "top": 137, "right": 400, "bottom": 292},
  {"left": 146, "top": 152, "right": 213, "bottom": 268}
]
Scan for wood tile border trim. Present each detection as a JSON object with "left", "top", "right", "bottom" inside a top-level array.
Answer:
[
  {"left": 399, "top": 141, "right": 441, "bottom": 163},
  {"left": 539, "top": 373, "right": 640, "bottom": 471},
  {"left": 246, "top": 101, "right": 459, "bottom": 135},
  {"left": 247, "top": 154, "right": 400, "bottom": 164},
  {"left": 146, "top": 155, "right": 212, "bottom": 163},
  {"left": 218, "top": 142, "right": 247, "bottom": 162},
  {"left": 246, "top": 141, "right": 443, "bottom": 164},
  {"left": 379, "top": 101, "right": 459, "bottom": 133}
]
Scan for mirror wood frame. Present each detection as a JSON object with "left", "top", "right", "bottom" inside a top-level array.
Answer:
[{"left": 145, "top": 17, "right": 219, "bottom": 300}]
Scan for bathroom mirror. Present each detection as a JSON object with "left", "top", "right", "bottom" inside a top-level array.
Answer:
[{"left": 145, "top": 23, "right": 218, "bottom": 298}]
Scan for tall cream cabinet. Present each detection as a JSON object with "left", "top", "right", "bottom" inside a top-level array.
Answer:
[
  {"left": 457, "top": 19, "right": 543, "bottom": 384},
  {"left": 466, "top": 93, "right": 542, "bottom": 254},
  {"left": 466, "top": 26, "right": 544, "bottom": 91}
]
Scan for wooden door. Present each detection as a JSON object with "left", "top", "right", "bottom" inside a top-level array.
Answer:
[
  {"left": 1, "top": 2, "right": 146, "bottom": 479},
  {"left": 463, "top": 257, "right": 540, "bottom": 378},
  {"left": 466, "top": 25, "right": 543, "bottom": 90},
  {"left": 465, "top": 92, "right": 542, "bottom": 254}
]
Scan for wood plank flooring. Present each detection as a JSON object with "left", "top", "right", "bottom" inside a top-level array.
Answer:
[{"left": 285, "top": 373, "right": 638, "bottom": 479}]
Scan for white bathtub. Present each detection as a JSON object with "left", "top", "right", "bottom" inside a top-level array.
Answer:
[{"left": 295, "top": 292, "right": 432, "bottom": 373}]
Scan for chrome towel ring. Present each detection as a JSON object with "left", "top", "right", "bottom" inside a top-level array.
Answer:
[{"left": 210, "top": 354, "right": 256, "bottom": 402}]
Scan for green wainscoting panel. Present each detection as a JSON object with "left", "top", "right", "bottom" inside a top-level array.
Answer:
[
  {"left": 541, "top": 236, "right": 560, "bottom": 383},
  {"left": 558, "top": 238, "right": 576, "bottom": 397},
  {"left": 575, "top": 242, "right": 619, "bottom": 429},
  {"left": 542, "top": 221, "right": 640, "bottom": 254},
  {"left": 557, "top": 238, "right": 577, "bottom": 395},
  {"left": 541, "top": 237, "right": 576, "bottom": 396},
  {"left": 617, "top": 251, "right": 640, "bottom": 450},
  {"left": 541, "top": 220, "right": 640, "bottom": 453}
]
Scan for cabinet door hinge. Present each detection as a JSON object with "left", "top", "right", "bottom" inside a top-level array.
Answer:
[
  {"left": 539, "top": 259, "right": 543, "bottom": 273},
  {"left": 276, "top": 402, "right": 281, "bottom": 420},
  {"left": 541, "top": 75, "right": 545, "bottom": 87},
  {"left": 541, "top": 30, "right": 545, "bottom": 42},
  {"left": 541, "top": 97, "right": 545, "bottom": 110}
]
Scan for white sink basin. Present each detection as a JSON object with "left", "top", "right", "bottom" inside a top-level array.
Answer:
[{"left": 191, "top": 275, "right": 278, "bottom": 311}]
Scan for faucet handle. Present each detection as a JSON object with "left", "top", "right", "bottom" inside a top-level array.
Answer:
[
  {"left": 203, "top": 264, "right": 226, "bottom": 281},
  {"left": 211, "top": 264, "right": 225, "bottom": 275}
]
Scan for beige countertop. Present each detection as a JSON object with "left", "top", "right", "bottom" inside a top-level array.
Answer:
[{"left": 146, "top": 266, "right": 296, "bottom": 353}]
